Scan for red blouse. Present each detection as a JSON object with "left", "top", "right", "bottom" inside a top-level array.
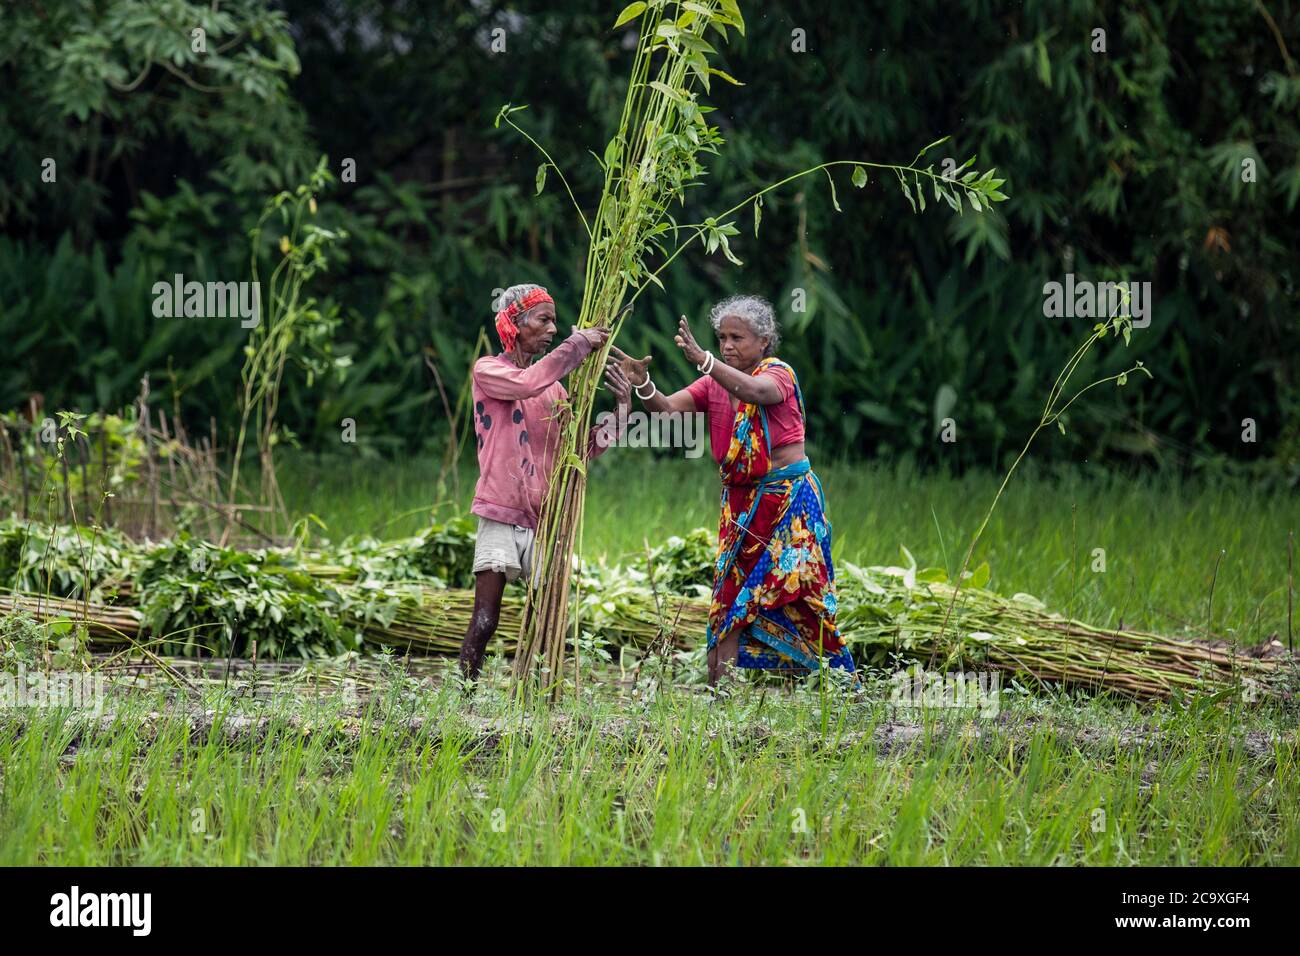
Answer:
[{"left": 684, "top": 364, "right": 804, "bottom": 465}]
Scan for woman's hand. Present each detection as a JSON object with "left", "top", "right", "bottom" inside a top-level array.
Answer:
[
  {"left": 609, "top": 346, "right": 652, "bottom": 387},
  {"left": 674, "top": 315, "right": 707, "bottom": 367},
  {"left": 604, "top": 362, "right": 632, "bottom": 409}
]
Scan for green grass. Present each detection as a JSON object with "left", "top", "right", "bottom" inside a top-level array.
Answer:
[
  {"left": 278, "top": 450, "right": 1300, "bottom": 647},
  {"left": 1, "top": 668, "right": 1294, "bottom": 865},
  {"left": 5, "top": 452, "right": 1295, "bottom": 866}
]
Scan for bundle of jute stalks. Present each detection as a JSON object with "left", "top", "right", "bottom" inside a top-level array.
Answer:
[
  {"left": 353, "top": 584, "right": 705, "bottom": 657},
  {"left": 506, "top": 0, "right": 742, "bottom": 693},
  {"left": 502, "top": 0, "right": 1008, "bottom": 696},
  {"left": 0, "top": 592, "right": 143, "bottom": 644},
  {"left": 4, "top": 571, "right": 1291, "bottom": 703},
  {"left": 837, "top": 562, "right": 1293, "bottom": 701},
  {"left": 0, "top": 583, "right": 705, "bottom": 660}
]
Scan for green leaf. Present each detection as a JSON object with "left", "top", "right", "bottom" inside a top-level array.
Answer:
[
  {"left": 851, "top": 165, "right": 868, "bottom": 188},
  {"left": 708, "top": 67, "right": 745, "bottom": 86},
  {"left": 753, "top": 197, "right": 762, "bottom": 236},
  {"left": 718, "top": 233, "right": 743, "bottom": 266},
  {"left": 535, "top": 164, "right": 547, "bottom": 195},
  {"left": 899, "top": 544, "right": 918, "bottom": 571},
  {"left": 679, "top": 34, "right": 716, "bottom": 55},
  {"left": 493, "top": 103, "right": 527, "bottom": 129},
  {"left": 897, "top": 173, "right": 917, "bottom": 213},
  {"left": 603, "top": 137, "right": 622, "bottom": 170},
  {"left": 614, "top": 2, "right": 647, "bottom": 28},
  {"left": 823, "top": 168, "right": 841, "bottom": 212},
  {"left": 688, "top": 59, "right": 711, "bottom": 93},
  {"left": 649, "top": 80, "right": 684, "bottom": 102},
  {"left": 916, "top": 135, "right": 950, "bottom": 160},
  {"left": 720, "top": 0, "right": 745, "bottom": 35}
]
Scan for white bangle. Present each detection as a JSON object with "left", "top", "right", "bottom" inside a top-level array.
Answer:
[
  {"left": 633, "top": 377, "right": 658, "bottom": 400},
  {"left": 696, "top": 351, "right": 715, "bottom": 375}
]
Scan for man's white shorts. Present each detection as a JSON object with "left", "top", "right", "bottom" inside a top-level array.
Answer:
[{"left": 472, "top": 516, "right": 537, "bottom": 584}]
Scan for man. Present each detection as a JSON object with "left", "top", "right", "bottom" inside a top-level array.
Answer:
[{"left": 458, "top": 283, "right": 632, "bottom": 683}]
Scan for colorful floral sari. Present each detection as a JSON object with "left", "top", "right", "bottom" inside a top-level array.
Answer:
[{"left": 707, "top": 358, "right": 854, "bottom": 673}]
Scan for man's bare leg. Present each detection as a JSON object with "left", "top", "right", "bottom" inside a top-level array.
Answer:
[
  {"left": 459, "top": 569, "right": 508, "bottom": 685},
  {"left": 707, "top": 632, "right": 741, "bottom": 687}
]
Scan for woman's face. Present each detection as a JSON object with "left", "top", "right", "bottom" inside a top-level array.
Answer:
[{"left": 717, "top": 314, "right": 768, "bottom": 372}]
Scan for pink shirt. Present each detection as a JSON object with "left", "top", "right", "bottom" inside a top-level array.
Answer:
[
  {"left": 685, "top": 364, "right": 804, "bottom": 465},
  {"left": 470, "top": 331, "right": 612, "bottom": 529}
]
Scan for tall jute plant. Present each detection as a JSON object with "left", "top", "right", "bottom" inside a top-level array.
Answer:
[
  {"left": 225, "top": 158, "right": 347, "bottom": 545},
  {"left": 930, "top": 299, "right": 1152, "bottom": 669},
  {"left": 505, "top": 0, "right": 1009, "bottom": 696}
]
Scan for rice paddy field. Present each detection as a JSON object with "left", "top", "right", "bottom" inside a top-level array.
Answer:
[
  {"left": 2, "top": 662, "right": 1296, "bottom": 866},
  {"left": 2, "top": 453, "right": 1296, "bottom": 866}
]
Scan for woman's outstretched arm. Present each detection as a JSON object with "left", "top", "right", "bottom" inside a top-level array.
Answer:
[
  {"left": 608, "top": 346, "right": 697, "bottom": 414},
  {"left": 673, "top": 316, "right": 783, "bottom": 405}
]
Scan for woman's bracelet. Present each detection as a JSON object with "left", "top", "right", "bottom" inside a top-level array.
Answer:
[
  {"left": 696, "top": 351, "right": 715, "bottom": 375},
  {"left": 633, "top": 376, "right": 658, "bottom": 400}
]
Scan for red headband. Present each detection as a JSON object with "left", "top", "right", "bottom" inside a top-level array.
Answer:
[{"left": 495, "top": 288, "right": 554, "bottom": 352}]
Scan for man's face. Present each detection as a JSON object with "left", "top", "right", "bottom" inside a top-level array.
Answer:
[{"left": 517, "top": 303, "right": 557, "bottom": 353}]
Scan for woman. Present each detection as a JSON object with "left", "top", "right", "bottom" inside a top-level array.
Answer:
[{"left": 612, "top": 294, "right": 854, "bottom": 685}]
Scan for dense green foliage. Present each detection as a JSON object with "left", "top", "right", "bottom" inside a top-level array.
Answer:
[
  {"left": 2, "top": 0, "right": 1298, "bottom": 473},
  {"left": 0, "top": 515, "right": 482, "bottom": 656},
  {"left": 0, "top": 519, "right": 134, "bottom": 599}
]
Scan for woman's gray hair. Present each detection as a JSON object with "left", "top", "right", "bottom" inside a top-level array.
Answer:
[
  {"left": 492, "top": 283, "right": 548, "bottom": 323},
  {"left": 709, "top": 294, "right": 780, "bottom": 356}
]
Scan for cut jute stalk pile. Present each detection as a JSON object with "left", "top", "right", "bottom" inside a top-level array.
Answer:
[
  {"left": 1, "top": 592, "right": 143, "bottom": 644},
  {"left": 2, "top": 513, "right": 1288, "bottom": 701},
  {"left": 5, "top": 562, "right": 1292, "bottom": 702},
  {"left": 0, "top": 582, "right": 703, "bottom": 659},
  {"left": 837, "top": 561, "right": 1292, "bottom": 701}
]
